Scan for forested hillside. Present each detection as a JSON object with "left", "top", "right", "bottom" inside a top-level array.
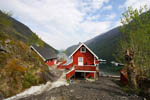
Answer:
[{"left": 66, "top": 27, "right": 122, "bottom": 61}]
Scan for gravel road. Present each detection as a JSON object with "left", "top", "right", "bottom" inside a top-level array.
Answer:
[{"left": 18, "top": 77, "right": 142, "bottom": 100}]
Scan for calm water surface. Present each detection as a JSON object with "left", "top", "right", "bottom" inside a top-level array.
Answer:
[{"left": 99, "top": 63, "right": 123, "bottom": 76}]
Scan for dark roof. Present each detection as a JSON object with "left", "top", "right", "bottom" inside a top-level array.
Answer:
[{"left": 31, "top": 44, "right": 57, "bottom": 61}]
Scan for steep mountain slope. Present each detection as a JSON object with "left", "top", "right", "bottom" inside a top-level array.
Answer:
[
  {"left": 0, "top": 11, "right": 57, "bottom": 97},
  {"left": 0, "top": 11, "right": 57, "bottom": 53},
  {"left": 86, "top": 27, "right": 122, "bottom": 61},
  {"left": 65, "top": 45, "right": 77, "bottom": 56},
  {"left": 66, "top": 11, "right": 150, "bottom": 62},
  {"left": 66, "top": 27, "right": 122, "bottom": 61}
]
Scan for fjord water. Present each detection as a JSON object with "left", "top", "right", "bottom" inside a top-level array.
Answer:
[{"left": 99, "top": 63, "right": 122, "bottom": 76}]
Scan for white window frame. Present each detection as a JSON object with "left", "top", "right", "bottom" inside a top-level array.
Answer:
[
  {"left": 78, "top": 57, "right": 83, "bottom": 66},
  {"left": 80, "top": 47, "right": 86, "bottom": 53}
]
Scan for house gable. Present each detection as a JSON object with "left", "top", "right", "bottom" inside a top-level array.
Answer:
[
  {"left": 73, "top": 45, "right": 95, "bottom": 65},
  {"left": 69, "top": 42, "right": 99, "bottom": 59},
  {"left": 69, "top": 42, "right": 99, "bottom": 66}
]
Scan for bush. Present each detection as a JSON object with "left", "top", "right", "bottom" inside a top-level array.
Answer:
[
  {"left": 22, "top": 71, "right": 37, "bottom": 88},
  {"left": 22, "top": 80, "right": 31, "bottom": 88},
  {"left": 6, "top": 58, "right": 26, "bottom": 73}
]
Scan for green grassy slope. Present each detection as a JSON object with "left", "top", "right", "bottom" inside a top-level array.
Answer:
[
  {"left": 0, "top": 11, "right": 56, "bottom": 97},
  {"left": 0, "top": 11, "right": 57, "bottom": 53}
]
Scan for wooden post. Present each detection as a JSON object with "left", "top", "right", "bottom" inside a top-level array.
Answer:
[{"left": 94, "top": 72, "right": 96, "bottom": 81}]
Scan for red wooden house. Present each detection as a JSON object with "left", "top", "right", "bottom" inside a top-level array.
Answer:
[{"left": 59, "top": 42, "right": 100, "bottom": 79}]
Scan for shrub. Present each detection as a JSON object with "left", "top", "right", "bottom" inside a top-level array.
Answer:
[
  {"left": 22, "top": 80, "right": 31, "bottom": 88},
  {"left": 23, "top": 71, "right": 37, "bottom": 87},
  {"left": 6, "top": 58, "right": 26, "bottom": 73}
]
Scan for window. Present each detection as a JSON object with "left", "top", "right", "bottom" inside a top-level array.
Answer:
[
  {"left": 78, "top": 57, "right": 83, "bottom": 65},
  {"left": 80, "top": 47, "right": 86, "bottom": 53},
  {"left": 78, "top": 57, "right": 83, "bottom": 62}
]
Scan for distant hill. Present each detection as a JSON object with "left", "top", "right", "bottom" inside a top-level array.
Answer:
[
  {"left": 0, "top": 11, "right": 57, "bottom": 97},
  {"left": 65, "top": 45, "right": 77, "bottom": 56},
  {"left": 86, "top": 27, "right": 122, "bottom": 61},
  {"left": 66, "top": 11, "right": 150, "bottom": 62},
  {"left": 66, "top": 27, "right": 122, "bottom": 61}
]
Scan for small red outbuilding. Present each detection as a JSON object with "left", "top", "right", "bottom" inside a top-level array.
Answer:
[{"left": 30, "top": 45, "right": 57, "bottom": 66}]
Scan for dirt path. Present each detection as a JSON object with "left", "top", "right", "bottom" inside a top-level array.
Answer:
[{"left": 17, "top": 77, "right": 142, "bottom": 100}]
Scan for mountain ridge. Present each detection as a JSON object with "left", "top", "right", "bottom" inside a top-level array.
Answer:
[
  {"left": 0, "top": 10, "right": 57, "bottom": 53},
  {"left": 66, "top": 26, "right": 122, "bottom": 61}
]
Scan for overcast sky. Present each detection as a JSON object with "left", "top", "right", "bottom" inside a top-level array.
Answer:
[{"left": 0, "top": 0, "right": 149, "bottom": 50}]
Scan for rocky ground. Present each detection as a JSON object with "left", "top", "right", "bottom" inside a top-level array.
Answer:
[{"left": 16, "top": 77, "right": 143, "bottom": 100}]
